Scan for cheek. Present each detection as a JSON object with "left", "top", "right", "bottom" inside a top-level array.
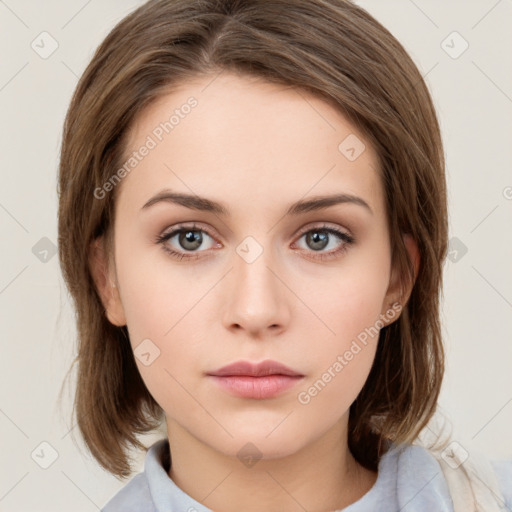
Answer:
[
  {"left": 293, "top": 262, "right": 389, "bottom": 409},
  {"left": 115, "top": 238, "right": 208, "bottom": 342},
  {"left": 114, "top": 243, "right": 211, "bottom": 401},
  {"left": 118, "top": 272, "right": 204, "bottom": 416},
  {"left": 301, "top": 259, "right": 390, "bottom": 349},
  {"left": 295, "top": 282, "right": 384, "bottom": 418}
]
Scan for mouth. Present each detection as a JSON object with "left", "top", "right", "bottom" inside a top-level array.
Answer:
[{"left": 206, "top": 359, "right": 305, "bottom": 399}]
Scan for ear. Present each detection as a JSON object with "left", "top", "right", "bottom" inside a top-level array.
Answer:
[
  {"left": 380, "top": 233, "right": 420, "bottom": 325},
  {"left": 88, "top": 236, "right": 127, "bottom": 327}
]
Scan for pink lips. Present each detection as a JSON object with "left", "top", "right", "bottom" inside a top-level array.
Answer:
[{"left": 207, "top": 360, "right": 304, "bottom": 399}]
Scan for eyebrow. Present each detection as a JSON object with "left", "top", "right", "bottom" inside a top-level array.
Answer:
[{"left": 141, "top": 189, "right": 373, "bottom": 216}]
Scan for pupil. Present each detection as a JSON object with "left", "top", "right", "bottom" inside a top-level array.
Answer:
[
  {"left": 308, "top": 231, "right": 328, "bottom": 250},
  {"left": 180, "top": 230, "right": 202, "bottom": 250}
]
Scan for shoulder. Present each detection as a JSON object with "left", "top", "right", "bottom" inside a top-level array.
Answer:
[
  {"left": 401, "top": 438, "right": 512, "bottom": 511},
  {"left": 490, "top": 457, "right": 512, "bottom": 508},
  {"left": 389, "top": 443, "right": 455, "bottom": 510},
  {"left": 101, "top": 472, "right": 156, "bottom": 512}
]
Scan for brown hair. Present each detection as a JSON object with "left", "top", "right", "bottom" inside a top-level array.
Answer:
[{"left": 57, "top": 0, "right": 448, "bottom": 479}]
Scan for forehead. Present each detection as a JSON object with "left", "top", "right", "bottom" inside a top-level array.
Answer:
[{"left": 116, "top": 72, "right": 383, "bottom": 219}]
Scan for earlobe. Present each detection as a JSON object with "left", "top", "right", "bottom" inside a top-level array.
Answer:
[{"left": 88, "top": 236, "right": 127, "bottom": 327}]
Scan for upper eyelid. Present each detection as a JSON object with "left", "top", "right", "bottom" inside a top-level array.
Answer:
[
  {"left": 160, "top": 222, "right": 351, "bottom": 248},
  {"left": 162, "top": 223, "right": 216, "bottom": 240},
  {"left": 294, "top": 223, "right": 349, "bottom": 236}
]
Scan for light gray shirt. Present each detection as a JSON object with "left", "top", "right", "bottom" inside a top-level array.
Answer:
[{"left": 101, "top": 439, "right": 512, "bottom": 511}]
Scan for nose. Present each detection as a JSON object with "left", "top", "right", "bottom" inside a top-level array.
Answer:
[{"left": 222, "top": 243, "right": 291, "bottom": 337}]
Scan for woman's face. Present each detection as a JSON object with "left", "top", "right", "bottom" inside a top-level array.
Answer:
[{"left": 97, "top": 72, "right": 414, "bottom": 459}]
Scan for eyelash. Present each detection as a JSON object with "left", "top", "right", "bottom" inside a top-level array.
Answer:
[{"left": 154, "top": 223, "right": 355, "bottom": 262}]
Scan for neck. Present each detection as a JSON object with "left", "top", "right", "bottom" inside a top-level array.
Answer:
[{"left": 166, "top": 416, "right": 378, "bottom": 512}]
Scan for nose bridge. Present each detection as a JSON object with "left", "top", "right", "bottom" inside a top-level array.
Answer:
[
  {"left": 223, "top": 234, "right": 289, "bottom": 334},
  {"left": 236, "top": 238, "right": 278, "bottom": 296}
]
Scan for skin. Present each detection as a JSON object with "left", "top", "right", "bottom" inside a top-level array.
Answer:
[{"left": 90, "top": 71, "right": 419, "bottom": 512}]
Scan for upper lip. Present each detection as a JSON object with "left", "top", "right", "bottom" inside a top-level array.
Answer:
[{"left": 207, "top": 359, "right": 304, "bottom": 377}]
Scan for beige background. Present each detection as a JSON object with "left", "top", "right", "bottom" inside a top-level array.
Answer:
[{"left": 0, "top": 0, "right": 511, "bottom": 510}]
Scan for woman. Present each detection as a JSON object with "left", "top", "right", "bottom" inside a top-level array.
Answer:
[{"left": 57, "top": 0, "right": 511, "bottom": 510}]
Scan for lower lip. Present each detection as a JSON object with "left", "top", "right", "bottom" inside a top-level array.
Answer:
[{"left": 208, "top": 375, "right": 304, "bottom": 399}]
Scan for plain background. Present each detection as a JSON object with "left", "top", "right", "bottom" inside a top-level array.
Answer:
[{"left": 0, "top": 0, "right": 511, "bottom": 510}]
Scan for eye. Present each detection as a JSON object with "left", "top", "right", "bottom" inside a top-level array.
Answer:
[
  {"left": 293, "top": 224, "right": 355, "bottom": 261},
  {"left": 155, "top": 223, "right": 355, "bottom": 261},
  {"left": 155, "top": 223, "right": 218, "bottom": 260}
]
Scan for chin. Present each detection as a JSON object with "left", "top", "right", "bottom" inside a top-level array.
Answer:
[{"left": 209, "top": 429, "right": 306, "bottom": 463}]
